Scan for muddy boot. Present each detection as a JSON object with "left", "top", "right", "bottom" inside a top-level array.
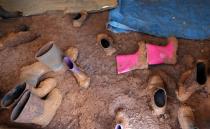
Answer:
[
  {"left": 116, "top": 41, "right": 148, "bottom": 74},
  {"left": 96, "top": 33, "right": 116, "bottom": 56},
  {"left": 64, "top": 56, "right": 90, "bottom": 88},
  {"left": 146, "top": 36, "right": 178, "bottom": 65},
  {"left": 176, "top": 60, "right": 208, "bottom": 102},
  {"left": 11, "top": 88, "right": 62, "bottom": 127},
  {"left": 147, "top": 75, "right": 167, "bottom": 116},
  {"left": 31, "top": 78, "right": 57, "bottom": 98},
  {"left": 1, "top": 83, "right": 28, "bottom": 108},
  {"left": 35, "top": 41, "right": 68, "bottom": 73},
  {"left": 65, "top": 47, "right": 79, "bottom": 62},
  {"left": 72, "top": 11, "right": 88, "bottom": 27},
  {"left": 20, "top": 62, "right": 51, "bottom": 86},
  {"left": 178, "top": 105, "right": 196, "bottom": 129}
]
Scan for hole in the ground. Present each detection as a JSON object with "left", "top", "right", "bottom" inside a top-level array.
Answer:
[
  {"left": 154, "top": 89, "right": 166, "bottom": 107},
  {"left": 1, "top": 83, "right": 26, "bottom": 107},
  {"left": 64, "top": 56, "right": 74, "bottom": 69},
  {"left": 36, "top": 42, "right": 53, "bottom": 57},
  {"left": 101, "top": 39, "right": 110, "bottom": 48},
  {"left": 115, "top": 124, "right": 123, "bottom": 129},
  {"left": 11, "top": 91, "right": 30, "bottom": 120},
  {"left": 73, "top": 13, "right": 81, "bottom": 20},
  {"left": 196, "top": 62, "right": 207, "bottom": 85}
]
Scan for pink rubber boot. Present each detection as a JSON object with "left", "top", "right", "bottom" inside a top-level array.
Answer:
[
  {"left": 116, "top": 42, "right": 148, "bottom": 74},
  {"left": 146, "top": 37, "right": 178, "bottom": 65}
]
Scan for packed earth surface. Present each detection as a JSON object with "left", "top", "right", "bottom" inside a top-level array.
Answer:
[{"left": 0, "top": 11, "right": 210, "bottom": 129}]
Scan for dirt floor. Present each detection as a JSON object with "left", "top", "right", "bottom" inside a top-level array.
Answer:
[{"left": 0, "top": 11, "right": 210, "bottom": 129}]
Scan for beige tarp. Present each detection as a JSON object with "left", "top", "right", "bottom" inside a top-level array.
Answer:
[{"left": 0, "top": 0, "right": 117, "bottom": 16}]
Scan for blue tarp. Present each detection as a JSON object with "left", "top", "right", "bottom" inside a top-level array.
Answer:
[{"left": 108, "top": 0, "right": 210, "bottom": 40}]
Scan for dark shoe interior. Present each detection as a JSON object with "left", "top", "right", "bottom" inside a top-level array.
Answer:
[
  {"left": 154, "top": 89, "right": 166, "bottom": 107},
  {"left": 64, "top": 56, "right": 74, "bottom": 69},
  {"left": 101, "top": 39, "right": 110, "bottom": 48},
  {"left": 11, "top": 91, "right": 30, "bottom": 120},
  {"left": 115, "top": 124, "right": 123, "bottom": 129},
  {"left": 1, "top": 83, "right": 26, "bottom": 107},
  {"left": 73, "top": 13, "right": 82, "bottom": 20},
  {"left": 196, "top": 62, "right": 207, "bottom": 85}
]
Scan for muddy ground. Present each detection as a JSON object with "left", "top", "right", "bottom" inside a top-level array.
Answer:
[{"left": 0, "top": 11, "right": 210, "bottom": 129}]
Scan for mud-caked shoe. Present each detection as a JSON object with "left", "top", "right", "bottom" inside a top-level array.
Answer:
[
  {"left": 176, "top": 60, "right": 209, "bottom": 102},
  {"left": 20, "top": 62, "right": 51, "bottom": 86},
  {"left": 35, "top": 41, "right": 68, "bottom": 72},
  {"left": 1, "top": 82, "right": 28, "bottom": 109},
  {"left": 147, "top": 75, "right": 167, "bottom": 116},
  {"left": 31, "top": 77, "right": 57, "bottom": 98},
  {"left": 64, "top": 56, "right": 90, "bottom": 88},
  {"left": 72, "top": 11, "right": 88, "bottom": 27},
  {"left": 178, "top": 105, "right": 197, "bottom": 129},
  {"left": 116, "top": 41, "right": 148, "bottom": 74},
  {"left": 65, "top": 47, "right": 79, "bottom": 62},
  {"left": 96, "top": 33, "right": 116, "bottom": 56},
  {"left": 11, "top": 88, "right": 62, "bottom": 127}
]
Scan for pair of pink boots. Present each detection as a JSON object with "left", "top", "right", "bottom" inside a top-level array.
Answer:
[{"left": 116, "top": 37, "right": 178, "bottom": 74}]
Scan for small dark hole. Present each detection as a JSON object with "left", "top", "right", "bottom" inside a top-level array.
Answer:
[
  {"left": 101, "top": 39, "right": 110, "bottom": 48},
  {"left": 73, "top": 13, "right": 81, "bottom": 20},
  {"left": 11, "top": 91, "right": 30, "bottom": 120},
  {"left": 2, "top": 83, "right": 26, "bottom": 107},
  {"left": 64, "top": 56, "right": 74, "bottom": 69},
  {"left": 154, "top": 89, "right": 166, "bottom": 107},
  {"left": 197, "top": 62, "right": 207, "bottom": 85},
  {"left": 115, "top": 124, "right": 123, "bottom": 129},
  {"left": 36, "top": 43, "right": 53, "bottom": 57}
]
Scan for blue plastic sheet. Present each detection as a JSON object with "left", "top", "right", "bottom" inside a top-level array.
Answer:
[{"left": 108, "top": 0, "right": 210, "bottom": 40}]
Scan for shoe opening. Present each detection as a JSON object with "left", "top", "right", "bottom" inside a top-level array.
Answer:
[
  {"left": 1, "top": 83, "right": 26, "bottom": 107},
  {"left": 154, "top": 89, "right": 166, "bottom": 107},
  {"left": 64, "top": 56, "right": 74, "bottom": 69},
  {"left": 115, "top": 124, "right": 123, "bottom": 129},
  {"left": 11, "top": 91, "right": 30, "bottom": 120},
  {"left": 36, "top": 42, "right": 53, "bottom": 57},
  {"left": 73, "top": 13, "right": 82, "bottom": 20},
  {"left": 101, "top": 39, "right": 110, "bottom": 48},
  {"left": 196, "top": 62, "right": 207, "bottom": 85}
]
